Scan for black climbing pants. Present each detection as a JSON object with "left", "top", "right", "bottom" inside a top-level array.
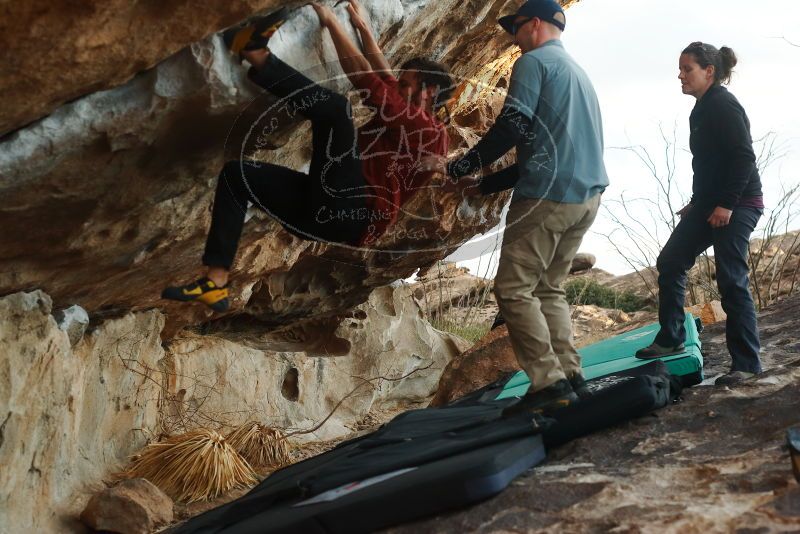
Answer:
[
  {"left": 654, "top": 205, "right": 763, "bottom": 373},
  {"left": 202, "top": 54, "right": 368, "bottom": 270}
]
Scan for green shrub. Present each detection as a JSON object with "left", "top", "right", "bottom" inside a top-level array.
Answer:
[{"left": 564, "top": 279, "right": 646, "bottom": 313}]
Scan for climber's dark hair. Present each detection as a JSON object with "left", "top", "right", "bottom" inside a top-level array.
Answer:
[
  {"left": 401, "top": 57, "right": 456, "bottom": 123},
  {"left": 682, "top": 41, "right": 737, "bottom": 85}
]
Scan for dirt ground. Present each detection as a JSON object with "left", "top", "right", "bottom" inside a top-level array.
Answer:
[
  {"left": 390, "top": 296, "right": 800, "bottom": 533},
  {"left": 168, "top": 296, "right": 800, "bottom": 533}
]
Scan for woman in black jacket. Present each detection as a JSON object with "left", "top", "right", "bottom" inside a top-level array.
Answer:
[{"left": 636, "top": 42, "right": 763, "bottom": 386}]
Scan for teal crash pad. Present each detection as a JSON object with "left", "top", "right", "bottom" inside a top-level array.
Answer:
[{"left": 496, "top": 313, "right": 703, "bottom": 400}]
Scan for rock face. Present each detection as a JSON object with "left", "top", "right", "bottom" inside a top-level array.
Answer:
[
  {"left": 0, "top": 285, "right": 467, "bottom": 530},
  {"left": 0, "top": 1, "right": 280, "bottom": 136},
  {"left": 80, "top": 478, "right": 174, "bottom": 534},
  {"left": 161, "top": 284, "right": 471, "bottom": 441},
  {"left": 0, "top": 291, "right": 163, "bottom": 533},
  {"left": 393, "top": 294, "right": 800, "bottom": 533},
  {"left": 0, "top": 0, "right": 548, "bottom": 340}
]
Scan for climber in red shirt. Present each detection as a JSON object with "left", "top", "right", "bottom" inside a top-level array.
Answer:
[{"left": 162, "top": 1, "right": 452, "bottom": 312}]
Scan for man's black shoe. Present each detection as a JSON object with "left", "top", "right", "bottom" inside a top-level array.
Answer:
[
  {"left": 568, "top": 373, "right": 591, "bottom": 400},
  {"left": 504, "top": 379, "right": 579, "bottom": 417}
]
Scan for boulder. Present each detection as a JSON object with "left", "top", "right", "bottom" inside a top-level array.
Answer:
[
  {"left": 0, "top": 1, "right": 282, "bottom": 135},
  {"left": 685, "top": 300, "right": 727, "bottom": 325},
  {"left": 80, "top": 479, "right": 173, "bottom": 534},
  {"left": 0, "top": 0, "right": 583, "bottom": 529},
  {"left": 568, "top": 267, "right": 616, "bottom": 285},
  {"left": 430, "top": 325, "right": 518, "bottom": 406},
  {"left": 570, "top": 252, "right": 596, "bottom": 273},
  {"left": 571, "top": 304, "right": 632, "bottom": 342}
]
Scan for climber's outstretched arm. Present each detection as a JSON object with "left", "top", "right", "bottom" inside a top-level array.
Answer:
[
  {"left": 345, "top": 0, "right": 392, "bottom": 75},
  {"left": 311, "top": 2, "right": 373, "bottom": 86}
]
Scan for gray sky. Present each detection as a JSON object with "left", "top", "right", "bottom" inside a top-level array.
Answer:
[{"left": 451, "top": 0, "right": 800, "bottom": 277}]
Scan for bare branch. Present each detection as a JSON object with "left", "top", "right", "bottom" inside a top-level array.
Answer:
[
  {"left": 283, "top": 362, "right": 434, "bottom": 439},
  {"left": 782, "top": 36, "right": 800, "bottom": 48}
]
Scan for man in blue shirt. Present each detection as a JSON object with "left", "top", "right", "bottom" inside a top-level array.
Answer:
[{"left": 424, "top": 0, "right": 608, "bottom": 413}]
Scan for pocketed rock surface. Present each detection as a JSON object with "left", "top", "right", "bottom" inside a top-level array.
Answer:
[
  {"left": 1, "top": 0, "right": 566, "bottom": 340},
  {"left": 393, "top": 293, "right": 800, "bottom": 533}
]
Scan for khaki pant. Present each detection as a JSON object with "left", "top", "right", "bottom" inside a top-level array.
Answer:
[{"left": 494, "top": 194, "right": 601, "bottom": 393}]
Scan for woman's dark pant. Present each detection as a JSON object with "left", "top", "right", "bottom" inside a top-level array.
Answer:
[
  {"left": 654, "top": 205, "right": 762, "bottom": 373},
  {"left": 202, "top": 54, "right": 368, "bottom": 269}
]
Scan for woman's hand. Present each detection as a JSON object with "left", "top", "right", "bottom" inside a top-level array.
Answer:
[
  {"left": 311, "top": 2, "right": 337, "bottom": 28},
  {"left": 707, "top": 206, "right": 733, "bottom": 228},
  {"left": 676, "top": 203, "right": 693, "bottom": 219}
]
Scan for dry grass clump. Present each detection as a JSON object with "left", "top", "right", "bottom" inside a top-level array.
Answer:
[
  {"left": 225, "top": 422, "right": 291, "bottom": 469},
  {"left": 126, "top": 428, "right": 257, "bottom": 503}
]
